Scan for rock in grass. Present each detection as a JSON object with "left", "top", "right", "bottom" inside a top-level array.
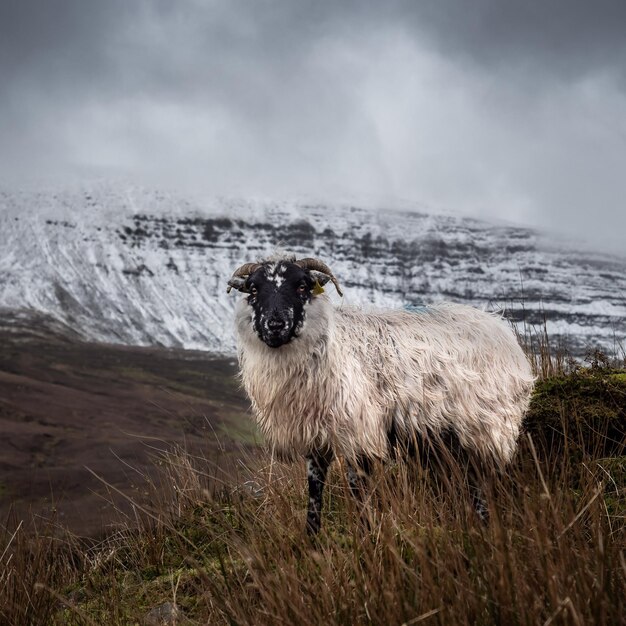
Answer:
[{"left": 144, "top": 602, "right": 180, "bottom": 626}]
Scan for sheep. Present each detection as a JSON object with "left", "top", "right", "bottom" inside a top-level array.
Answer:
[{"left": 227, "top": 253, "right": 535, "bottom": 533}]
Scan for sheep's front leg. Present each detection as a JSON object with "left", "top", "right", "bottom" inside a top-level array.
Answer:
[{"left": 306, "top": 450, "right": 333, "bottom": 535}]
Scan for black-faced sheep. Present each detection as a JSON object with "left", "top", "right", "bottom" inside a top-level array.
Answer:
[{"left": 228, "top": 254, "right": 534, "bottom": 533}]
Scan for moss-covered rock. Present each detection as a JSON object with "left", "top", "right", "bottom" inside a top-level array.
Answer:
[{"left": 524, "top": 366, "right": 626, "bottom": 458}]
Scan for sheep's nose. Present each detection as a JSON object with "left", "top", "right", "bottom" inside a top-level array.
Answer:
[{"left": 268, "top": 318, "right": 285, "bottom": 331}]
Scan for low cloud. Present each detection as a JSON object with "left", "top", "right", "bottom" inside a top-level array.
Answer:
[{"left": 1, "top": 1, "right": 625, "bottom": 252}]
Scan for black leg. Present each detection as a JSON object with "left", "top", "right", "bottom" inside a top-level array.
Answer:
[
  {"left": 347, "top": 455, "right": 373, "bottom": 530},
  {"left": 432, "top": 428, "right": 491, "bottom": 523},
  {"left": 306, "top": 450, "right": 333, "bottom": 535},
  {"left": 467, "top": 462, "right": 490, "bottom": 523},
  {"left": 346, "top": 455, "right": 372, "bottom": 501}
]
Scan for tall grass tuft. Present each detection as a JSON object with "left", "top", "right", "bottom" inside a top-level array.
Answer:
[
  {"left": 4, "top": 417, "right": 618, "bottom": 625},
  {"left": 0, "top": 514, "right": 84, "bottom": 625}
]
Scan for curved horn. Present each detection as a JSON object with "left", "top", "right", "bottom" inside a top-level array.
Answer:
[
  {"left": 296, "top": 257, "right": 343, "bottom": 297},
  {"left": 227, "top": 262, "right": 261, "bottom": 293}
]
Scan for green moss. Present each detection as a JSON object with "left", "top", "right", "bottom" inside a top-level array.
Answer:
[
  {"left": 596, "top": 455, "right": 626, "bottom": 489},
  {"left": 61, "top": 502, "right": 247, "bottom": 624},
  {"left": 525, "top": 367, "right": 626, "bottom": 458}
]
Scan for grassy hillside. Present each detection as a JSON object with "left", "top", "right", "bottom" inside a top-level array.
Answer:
[
  {"left": 1, "top": 354, "right": 624, "bottom": 625},
  {"left": 0, "top": 325, "right": 254, "bottom": 534}
]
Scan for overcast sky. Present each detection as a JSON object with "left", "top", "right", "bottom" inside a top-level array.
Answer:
[{"left": 1, "top": 1, "right": 625, "bottom": 252}]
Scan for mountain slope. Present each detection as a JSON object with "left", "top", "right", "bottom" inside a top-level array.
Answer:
[{"left": 1, "top": 183, "right": 624, "bottom": 356}]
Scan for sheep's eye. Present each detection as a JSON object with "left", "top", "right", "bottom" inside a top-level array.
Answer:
[
  {"left": 249, "top": 285, "right": 258, "bottom": 296},
  {"left": 296, "top": 282, "right": 307, "bottom": 294}
]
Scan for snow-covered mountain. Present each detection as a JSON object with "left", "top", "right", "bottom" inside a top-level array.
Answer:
[{"left": 1, "top": 183, "right": 625, "bottom": 357}]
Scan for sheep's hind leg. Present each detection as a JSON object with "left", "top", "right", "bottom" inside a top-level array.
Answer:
[
  {"left": 347, "top": 456, "right": 373, "bottom": 529},
  {"left": 437, "top": 429, "right": 490, "bottom": 523},
  {"left": 306, "top": 450, "right": 333, "bottom": 535},
  {"left": 467, "top": 463, "right": 490, "bottom": 523},
  {"left": 346, "top": 456, "right": 372, "bottom": 500}
]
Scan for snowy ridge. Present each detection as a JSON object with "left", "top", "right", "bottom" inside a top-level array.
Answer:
[{"left": 1, "top": 183, "right": 625, "bottom": 356}]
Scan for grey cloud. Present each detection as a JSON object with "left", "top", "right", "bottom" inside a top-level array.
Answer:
[
  {"left": 402, "top": 0, "right": 626, "bottom": 83},
  {"left": 3, "top": 1, "right": 626, "bottom": 90},
  {"left": 0, "top": 1, "right": 625, "bottom": 253}
]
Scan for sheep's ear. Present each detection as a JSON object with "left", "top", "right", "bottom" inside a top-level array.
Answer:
[{"left": 227, "top": 277, "right": 249, "bottom": 294}]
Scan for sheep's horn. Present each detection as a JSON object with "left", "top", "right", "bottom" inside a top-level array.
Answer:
[
  {"left": 227, "top": 262, "right": 261, "bottom": 293},
  {"left": 296, "top": 258, "right": 343, "bottom": 297}
]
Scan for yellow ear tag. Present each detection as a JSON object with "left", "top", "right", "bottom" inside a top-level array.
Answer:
[{"left": 312, "top": 280, "right": 325, "bottom": 295}]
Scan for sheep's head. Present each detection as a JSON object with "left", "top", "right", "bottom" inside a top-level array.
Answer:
[{"left": 228, "top": 256, "right": 342, "bottom": 348}]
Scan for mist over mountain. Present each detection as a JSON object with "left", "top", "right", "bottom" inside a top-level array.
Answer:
[{"left": 1, "top": 183, "right": 624, "bottom": 357}]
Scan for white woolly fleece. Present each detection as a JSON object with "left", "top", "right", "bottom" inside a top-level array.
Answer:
[{"left": 235, "top": 296, "right": 534, "bottom": 466}]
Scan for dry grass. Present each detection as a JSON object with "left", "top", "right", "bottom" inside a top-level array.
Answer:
[{"left": 1, "top": 344, "right": 624, "bottom": 625}]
